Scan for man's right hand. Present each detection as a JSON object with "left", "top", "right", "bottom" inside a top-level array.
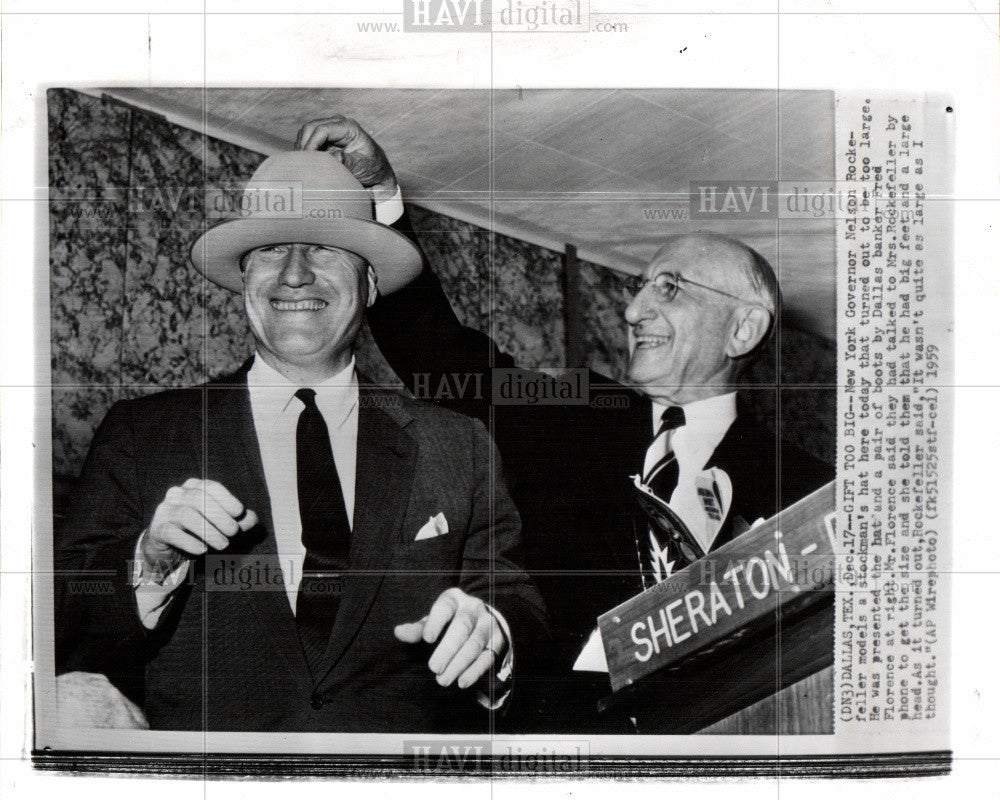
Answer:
[
  {"left": 140, "top": 478, "right": 257, "bottom": 579},
  {"left": 295, "top": 115, "right": 398, "bottom": 202}
]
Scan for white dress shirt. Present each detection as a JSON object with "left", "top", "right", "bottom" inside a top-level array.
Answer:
[
  {"left": 374, "top": 187, "right": 404, "bottom": 225},
  {"left": 644, "top": 392, "right": 738, "bottom": 553},
  {"left": 375, "top": 187, "right": 404, "bottom": 225},
  {"left": 247, "top": 355, "right": 359, "bottom": 613}
]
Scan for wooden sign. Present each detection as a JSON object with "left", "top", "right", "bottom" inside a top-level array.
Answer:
[{"left": 598, "top": 481, "right": 836, "bottom": 693}]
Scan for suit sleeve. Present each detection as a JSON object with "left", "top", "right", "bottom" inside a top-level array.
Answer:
[
  {"left": 55, "top": 400, "right": 169, "bottom": 684},
  {"left": 457, "top": 417, "right": 549, "bottom": 679},
  {"left": 366, "top": 207, "right": 517, "bottom": 427}
]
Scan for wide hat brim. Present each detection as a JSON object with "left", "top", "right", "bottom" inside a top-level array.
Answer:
[{"left": 189, "top": 215, "right": 423, "bottom": 295}]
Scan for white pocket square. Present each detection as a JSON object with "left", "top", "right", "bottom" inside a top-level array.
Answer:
[{"left": 415, "top": 512, "right": 449, "bottom": 541}]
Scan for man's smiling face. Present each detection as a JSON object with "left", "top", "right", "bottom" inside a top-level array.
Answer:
[
  {"left": 624, "top": 236, "right": 749, "bottom": 405},
  {"left": 242, "top": 242, "right": 376, "bottom": 379}
]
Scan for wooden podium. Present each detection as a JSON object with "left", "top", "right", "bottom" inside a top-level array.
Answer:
[{"left": 597, "top": 482, "right": 836, "bottom": 734}]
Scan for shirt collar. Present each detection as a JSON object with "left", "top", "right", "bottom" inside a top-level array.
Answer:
[
  {"left": 247, "top": 354, "right": 359, "bottom": 429},
  {"left": 651, "top": 391, "right": 737, "bottom": 437}
]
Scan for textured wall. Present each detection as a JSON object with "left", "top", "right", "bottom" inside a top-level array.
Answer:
[
  {"left": 49, "top": 88, "right": 834, "bottom": 487},
  {"left": 50, "top": 89, "right": 259, "bottom": 476}
]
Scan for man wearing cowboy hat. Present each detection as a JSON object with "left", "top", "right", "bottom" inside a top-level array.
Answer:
[{"left": 55, "top": 151, "right": 547, "bottom": 732}]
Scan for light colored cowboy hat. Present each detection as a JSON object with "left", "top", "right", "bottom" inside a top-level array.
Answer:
[{"left": 189, "top": 151, "right": 423, "bottom": 294}]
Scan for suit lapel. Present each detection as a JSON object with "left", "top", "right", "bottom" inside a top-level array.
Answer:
[
  {"left": 609, "top": 391, "right": 653, "bottom": 586},
  {"left": 204, "top": 366, "right": 313, "bottom": 690},
  {"left": 626, "top": 392, "right": 653, "bottom": 474},
  {"left": 702, "top": 398, "right": 766, "bottom": 550},
  {"left": 313, "top": 389, "right": 417, "bottom": 688}
]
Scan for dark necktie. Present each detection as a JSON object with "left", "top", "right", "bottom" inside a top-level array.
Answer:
[
  {"left": 294, "top": 388, "right": 352, "bottom": 675},
  {"left": 643, "top": 405, "right": 686, "bottom": 498},
  {"left": 637, "top": 406, "right": 686, "bottom": 587}
]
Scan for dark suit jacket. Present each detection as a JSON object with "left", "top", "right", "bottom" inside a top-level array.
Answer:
[
  {"left": 365, "top": 209, "right": 834, "bottom": 732},
  {"left": 55, "top": 362, "right": 547, "bottom": 732}
]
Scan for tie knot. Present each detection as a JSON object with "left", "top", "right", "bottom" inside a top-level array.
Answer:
[
  {"left": 658, "top": 406, "right": 685, "bottom": 434},
  {"left": 295, "top": 388, "right": 318, "bottom": 409}
]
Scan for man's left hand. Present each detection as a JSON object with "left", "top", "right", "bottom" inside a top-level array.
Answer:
[{"left": 394, "top": 588, "right": 508, "bottom": 690}]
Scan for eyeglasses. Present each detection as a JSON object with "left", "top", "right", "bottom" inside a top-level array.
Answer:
[{"left": 622, "top": 271, "right": 753, "bottom": 305}]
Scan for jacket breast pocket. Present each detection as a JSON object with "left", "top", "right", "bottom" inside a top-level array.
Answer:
[{"left": 390, "top": 531, "right": 462, "bottom": 568}]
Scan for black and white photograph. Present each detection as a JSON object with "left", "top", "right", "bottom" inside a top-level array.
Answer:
[
  {"left": 38, "top": 85, "right": 840, "bottom": 743},
  {"left": 0, "top": 0, "right": 989, "bottom": 793}
]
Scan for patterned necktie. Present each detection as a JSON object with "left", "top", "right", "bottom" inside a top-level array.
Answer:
[
  {"left": 294, "top": 388, "right": 352, "bottom": 675},
  {"left": 643, "top": 405, "right": 686, "bottom": 494},
  {"left": 637, "top": 406, "right": 686, "bottom": 587}
]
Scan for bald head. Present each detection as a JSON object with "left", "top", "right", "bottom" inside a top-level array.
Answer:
[
  {"left": 624, "top": 232, "right": 779, "bottom": 405},
  {"left": 649, "top": 233, "right": 779, "bottom": 317}
]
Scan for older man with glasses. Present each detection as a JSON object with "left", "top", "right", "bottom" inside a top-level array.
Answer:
[{"left": 294, "top": 114, "right": 834, "bottom": 733}]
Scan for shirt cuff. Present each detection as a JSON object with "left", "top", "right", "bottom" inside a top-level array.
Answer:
[
  {"left": 374, "top": 186, "right": 404, "bottom": 225},
  {"left": 476, "top": 604, "right": 514, "bottom": 710},
  {"left": 132, "top": 532, "right": 190, "bottom": 630}
]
